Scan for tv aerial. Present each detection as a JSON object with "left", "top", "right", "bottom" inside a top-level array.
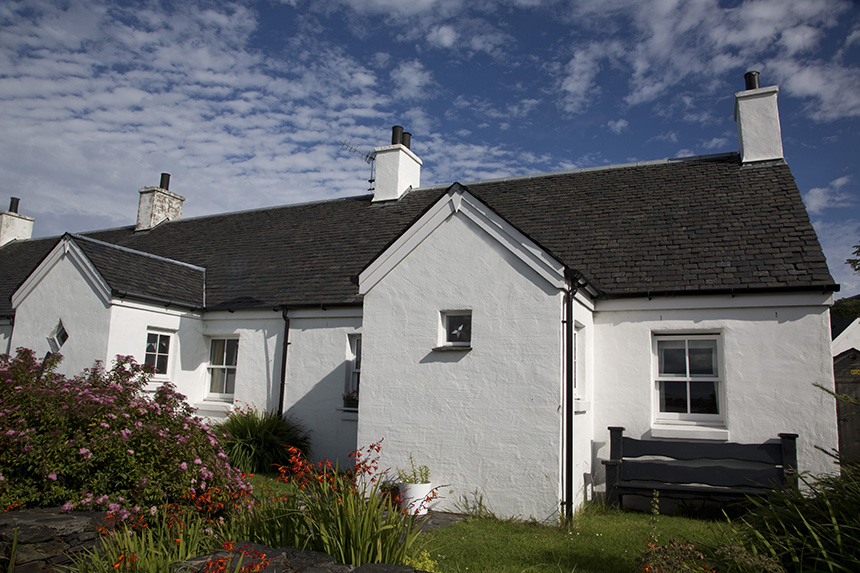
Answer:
[{"left": 339, "top": 141, "right": 376, "bottom": 191}]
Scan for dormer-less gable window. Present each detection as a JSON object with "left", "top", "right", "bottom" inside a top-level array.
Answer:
[
  {"left": 437, "top": 310, "right": 472, "bottom": 350},
  {"left": 47, "top": 320, "right": 69, "bottom": 353}
]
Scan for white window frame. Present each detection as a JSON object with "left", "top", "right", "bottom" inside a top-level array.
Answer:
[
  {"left": 47, "top": 319, "right": 69, "bottom": 353},
  {"left": 207, "top": 338, "right": 238, "bottom": 402},
  {"left": 653, "top": 333, "right": 724, "bottom": 426},
  {"left": 144, "top": 331, "right": 172, "bottom": 378},
  {"left": 439, "top": 310, "right": 472, "bottom": 348}
]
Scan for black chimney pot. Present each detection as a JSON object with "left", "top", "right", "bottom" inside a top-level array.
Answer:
[
  {"left": 401, "top": 132, "right": 412, "bottom": 149},
  {"left": 9, "top": 197, "right": 20, "bottom": 213},
  {"left": 744, "top": 71, "right": 760, "bottom": 90},
  {"left": 391, "top": 126, "right": 404, "bottom": 146},
  {"left": 160, "top": 173, "right": 170, "bottom": 190}
]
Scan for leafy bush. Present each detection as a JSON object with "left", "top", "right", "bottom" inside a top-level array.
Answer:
[
  {"left": 0, "top": 348, "right": 249, "bottom": 519},
  {"left": 211, "top": 404, "right": 310, "bottom": 474},
  {"left": 729, "top": 462, "right": 860, "bottom": 572}
]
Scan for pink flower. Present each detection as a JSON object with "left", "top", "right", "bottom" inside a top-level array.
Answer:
[
  {"left": 149, "top": 506, "right": 157, "bottom": 515},
  {"left": 61, "top": 502, "right": 74, "bottom": 511},
  {"left": 180, "top": 462, "right": 188, "bottom": 470},
  {"left": 47, "top": 472, "right": 58, "bottom": 481}
]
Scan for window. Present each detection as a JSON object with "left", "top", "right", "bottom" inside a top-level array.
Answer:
[
  {"left": 208, "top": 338, "right": 238, "bottom": 400},
  {"left": 144, "top": 332, "right": 171, "bottom": 375},
  {"left": 654, "top": 335, "right": 722, "bottom": 423},
  {"left": 440, "top": 311, "right": 472, "bottom": 347},
  {"left": 47, "top": 319, "right": 69, "bottom": 353},
  {"left": 344, "top": 334, "right": 361, "bottom": 407}
]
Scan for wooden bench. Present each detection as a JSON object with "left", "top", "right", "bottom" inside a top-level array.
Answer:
[{"left": 601, "top": 426, "right": 798, "bottom": 507}]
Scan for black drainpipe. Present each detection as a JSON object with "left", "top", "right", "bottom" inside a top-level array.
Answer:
[
  {"left": 564, "top": 286, "right": 575, "bottom": 519},
  {"left": 277, "top": 307, "right": 290, "bottom": 418}
]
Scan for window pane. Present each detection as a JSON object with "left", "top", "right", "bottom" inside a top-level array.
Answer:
[
  {"left": 225, "top": 339, "right": 239, "bottom": 366},
  {"left": 447, "top": 314, "right": 472, "bottom": 343},
  {"left": 158, "top": 335, "right": 170, "bottom": 354},
  {"left": 658, "top": 340, "right": 686, "bottom": 376},
  {"left": 210, "top": 368, "right": 225, "bottom": 393},
  {"left": 156, "top": 354, "right": 168, "bottom": 374},
  {"left": 660, "top": 381, "right": 688, "bottom": 413},
  {"left": 690, "top": 381, "right": 718, "bottom": 414},
  {"left": 224, "top": 370, "right": 236, "bottom": 394},
  {"left": 688, "top": 340, "right": 716, "bottom": 376},
  {"left": 145, "top": 353, "right": 157, "bottom": 368},
  {"left": 210, "top": 339, "right": 225, "bottom": 366},
  {"left": 353, "top": 337, "right": 361, "bottom": 370},
  {"left": 146, "top": 333, "right": 158, "bottom": 352}
]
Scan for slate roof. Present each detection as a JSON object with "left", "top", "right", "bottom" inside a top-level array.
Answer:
[
  {"left": 0, "top": 152, "right": 837, "bottom": 316},
  {"left": 72, "top": 235, "right": 205, "bottom": 308}
]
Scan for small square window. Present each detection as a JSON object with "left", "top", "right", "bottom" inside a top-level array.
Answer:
[
  {"left": 440, "top": 311, "right": 472, "bottom": 347},
  {"left": 144, "top": 332, "right": 171, "bottom": 375}
]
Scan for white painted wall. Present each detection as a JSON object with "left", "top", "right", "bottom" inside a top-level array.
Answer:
[
  {"left": 592, "top": 293, "right": 838, "bottom": 481},
  {"left": 283, "top": 307, "right": 362, "bottom": 467},
  {"left": 10, "top": 250, "right": 112, "bottom": 376},
  {"left": 105, "top": 300, "right": 206, "bottom": 396},
  {"left": 359, "top": 213, "right": 564, "bottom": 519}
]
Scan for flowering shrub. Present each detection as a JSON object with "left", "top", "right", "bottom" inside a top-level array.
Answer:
[{"left": 0, "top": 348, "right": 249, "bottom": 518}]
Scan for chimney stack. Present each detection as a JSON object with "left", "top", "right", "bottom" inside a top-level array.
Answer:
[
  {"left": 136, "top": 172, "right": 185, "bottom": 231},
  {"left": 372, "top": 126, "right": 422, "bottom": 202},
  {"left": 734, "top": 71, "right": 784, "bottom": 163},
  {"left": 0, "top": 197, "right": 34, "bottom": 247}
]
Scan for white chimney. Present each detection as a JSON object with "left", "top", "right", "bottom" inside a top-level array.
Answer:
[
  {"left": 734, "top": 71, "right": 784, "bottom": 163},
  {"left": 372, "top": 126, "right": 422, "bottom": 202},
  {"left": 136, "top": 173, "right": 185, "bottom": 231},
  {"left": 0, "top": 197, "right": 34, "bottom": 247}
]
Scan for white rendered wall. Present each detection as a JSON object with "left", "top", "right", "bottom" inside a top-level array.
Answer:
[
  {"left": 282, "top": 307, "right": 362, "bottom": 468},
  {"left": 10, "top": 252, "right": 111, "bottom": 376},
  {"left": 592, "top": 293, "right": 838, "bottom": 481},
  {"left": 105, "top": 301, "right": 206, "bottom": 397},
  {"left": 359, "top": 213, "right": 564, "bottom": 519}
]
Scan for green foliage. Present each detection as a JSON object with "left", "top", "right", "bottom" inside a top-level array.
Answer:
[
  {"left": 211, "top": 405, "right": 311, "bottom": 474},
  {"left": 71, "top": 506, "right": 219, "bottom": 572},
  {"left": 729, "top": 463, "right": 860, "bottom": 572},
  {"left": 264, "top": 442, "right": 428, "bottom": 566},
  {"left": 831, "top": 297, "right": 860, "bottom": 319},
  {"left": 0, "top": 348, "right": 248, "bottom": 519},
  {"left": 396, "top": 453, "right": 430, "bottom": 484},
  {"left": 636, "top": 491, "right": 717, "bottom": 572},
  {"left": 847, "top": 242, "right": 860, "bottom": 276},
  {"left": 425, "top": 506, "right": 728, "bottom": 573}
]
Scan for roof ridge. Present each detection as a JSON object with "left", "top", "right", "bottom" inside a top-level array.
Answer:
[
  {"left": 69, "top": 233, "right": 206, "bottom": 272},
  {"left": 413, "top": 152, "right": 741, "bottom": 191}
]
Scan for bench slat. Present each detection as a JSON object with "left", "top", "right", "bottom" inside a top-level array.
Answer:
[
  {"left": 622, "top": 436, "right": 783, "bottom": 464},
  {"left": 621, "top": 460, "right": 784, "bottom": 489}
]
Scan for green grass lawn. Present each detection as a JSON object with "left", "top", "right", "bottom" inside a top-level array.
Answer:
[{"left": 423, "top": 508, "right": 730, "bottom": 573}]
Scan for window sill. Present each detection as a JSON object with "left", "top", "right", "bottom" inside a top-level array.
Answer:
[
  {"left": 194, "top": 401, "right": 234, "bottom": 414},
  {"left": 432, "top": 345, "right": 472, "bottom": 352},
  {"left": 651, "top": 424, "right": 728, "bottom": 441},
  {"left": 337, "top": 408, "right": 358, "bottom": 421},
  {"left": 573, "top": 400, "right": 590, "bottom": 413}
]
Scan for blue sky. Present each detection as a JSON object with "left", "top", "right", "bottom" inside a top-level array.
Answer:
[{"left": 2, "top": 0, "right": 859, "bottom": 293}]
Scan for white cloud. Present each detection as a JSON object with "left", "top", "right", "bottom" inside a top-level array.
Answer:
[
  {"left": 390, "top": 60, "right": 435, "bottom": 99},
  {"left": 427, "top": 25, "right": 458, "bottom": 48},
  {"left": 811, "top": 217, "right": 860, "bottom": 294},
  {"left": 701, "top": 137, "right": 729, "bottom": 150},
  {"left": 804, "top": 176, "right": 854, "bottom": 214},
  {"left": 607, "top": 119, "right": 629, "bottom": 134},
  {"left": 769, "top": 58, "right": 860, "bottom": 121}
]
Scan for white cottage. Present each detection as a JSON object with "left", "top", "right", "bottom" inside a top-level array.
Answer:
[{"left": 0, "top": 74, "right": 840, "bottom": 519}]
